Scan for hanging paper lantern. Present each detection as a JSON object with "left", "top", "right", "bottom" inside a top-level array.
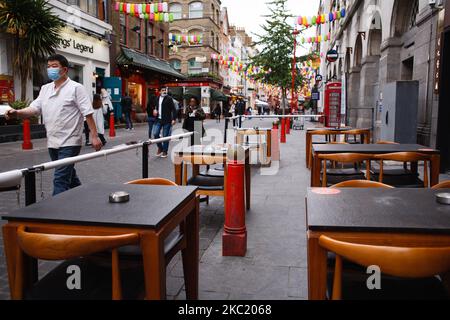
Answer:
[
  {"left": 333, "top": 11, "right": 337, "bottom": 20},
  {"left": 164, "top": 13, "right": 169, "bottom": 22},
  {"left": 145, "top": 4, "right": 150, "bottom": 14},
  {"left": 169, "top": 13, "right": 174, "bottom": 22},
  {"left": 129, "top": 3, "right": 134, "bottom": 15},
  {"left": 119, "top": 2, "right": 124, "bottom": 12},
  {"left": 150, "top": 3, "right": 155, "bottom": 13},
  {"left": 341, "top": 8, "right": 346, "bottom": 18},
  {"left": 318, "top": 36, "right": 322, "bottom": 43},
  {"left": 297, "top": 16, "right": 302, "bottom": 25},
  {"left": 154, "top": 3, "right": 159, "bottom": 13},
  {"left": 115, "top": 2, "right": 119, "bottom": 11},
  {"left": 329, "top": 12, "right": 334, "bottom": 22},
  {"left": 138, "top": 3, "right": 143, "bottom": 14},
  {"left": 312, "top": 16, "right": 317, "bottom": 25},
  {"left": 158, "top": 3, "right": 163, "bottom": 13},
  {"left": 316, "top": 15, "right": 321, "bottom": 24},
  {"left": 150, "top": 13, "right": 155, "bottom": 21},
  {"left": 163, "top": 2, "right": 169, "bottom": 13}
]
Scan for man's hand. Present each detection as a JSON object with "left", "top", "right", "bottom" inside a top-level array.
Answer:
[
  {"left": 172, "top": 120, "right": 176, "bottom": 126},
  {"left": 91, "top": 137, "right": 103, "bottom": 151},
  {"left": 5, "top": 109, "right": 18, "bottom": 120},
  {"left": 153, "top": 110, "right": 158, "bottom": 117}
]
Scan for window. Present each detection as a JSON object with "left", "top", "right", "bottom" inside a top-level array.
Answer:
[
  {"left": 156, "top": 29, "right": 164, "bottom": 58},
  {"left": 170, "top": 3, "right": 182, "bottom": 20},
  {"left": 64, "top": 0, "right": 97, "bottom": 17},
  {"left": 146, "top": 23, "right": 154, "bottom": 55},
  {"left": 409, "top": 0, "right": 419, "bottom": 29},
  {"left": 189, "top": 2, "right": 203, "bottom": 19},
  {"left": 120, "top": 14, "right": 127, "bottom": 44},
  {"left": 188, "top": 58, "right": 203, "bottom": 74},
  {"left": 170, "top": 60, "right": 182, "bottom": 72}
]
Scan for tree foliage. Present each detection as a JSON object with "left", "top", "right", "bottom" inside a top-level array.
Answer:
[
  {"left": 250, "top": 0, "right": 303, "bottom": 92},
  {"left": 0, "top": 0, "right": 63, "bottom": 100}
]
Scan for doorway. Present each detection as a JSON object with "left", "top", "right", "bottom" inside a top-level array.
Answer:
[{"left": 437, "top": 30, "right": 450, "bottom": 173}]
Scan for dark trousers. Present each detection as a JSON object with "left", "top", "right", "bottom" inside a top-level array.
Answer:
[
  {"left": 148, "top": 116, "right": 156, "bottom": 139},
  {"left": 83, "top": 121, "right": 90, "bottom": 143},
  {"left": 153, "top": 120, "right": 172, "bottom": 152},
  {"left": 48, "top": 146, "right": 82, "bottom": 196},
  {"left": 124, "top": 112, "right": 133, "bottom": 129},
  {"left": 98, "top": 134, "right": 107, "bottom": 146}
]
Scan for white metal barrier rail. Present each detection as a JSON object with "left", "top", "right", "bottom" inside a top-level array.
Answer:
[{"left": 0, "top": 132, "right": 193, "bottom": 206}]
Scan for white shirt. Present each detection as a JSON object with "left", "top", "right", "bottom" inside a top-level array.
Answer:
[
  {"left": 93, "top": 108, "right": 105, "bottom": 135},
  {"left": 158, "top": 95, "right": 164, "bottom": 119},
  {"left": 29, "top": 78, "right": 94, "bottom": 149}
]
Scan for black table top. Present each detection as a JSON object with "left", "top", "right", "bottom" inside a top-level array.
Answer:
[
  {"left": 2, "top": 183, "right": 198, "bottom": 229},
  {"left": 312, "top": 144, "right": 439, "bottom": 154},
  {"left": 306, "top": 188, "right": 450, "bottom": 234}
]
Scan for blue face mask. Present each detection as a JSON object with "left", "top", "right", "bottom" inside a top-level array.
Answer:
[{"left": 47, "top": 67, "right": 61, "bottom": 81}]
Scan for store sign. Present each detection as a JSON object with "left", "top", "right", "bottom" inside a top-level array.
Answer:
[
  {"left": 0, "top": 76, "right": 14, "bottom": 103},
  {"left": 56, "top": 27, "right": 109, "bottom": 62}
]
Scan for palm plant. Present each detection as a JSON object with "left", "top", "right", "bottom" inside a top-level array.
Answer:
[{"left": 0, "top": 0, "right": 63, "bottom": 101}]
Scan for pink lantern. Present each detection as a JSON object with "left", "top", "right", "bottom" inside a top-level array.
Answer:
[{"left": 115, "top": 2, "right": 119, "bottom": 11}]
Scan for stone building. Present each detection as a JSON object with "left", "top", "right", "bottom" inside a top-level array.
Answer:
[
  {"left": 166, "top": 0, "right": 224, "bottom": 113},
  {"left": 317, "top": 0, "right": 448, "bottom": 170}
]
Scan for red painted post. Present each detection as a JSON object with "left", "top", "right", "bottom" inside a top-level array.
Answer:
[
  {"left": 286, "top": 117, "right": 291, "bottom": 135},
  {"left": 109, "top": 113, "right": 116, "bottom": 137},
  {"left": 223, "top": 146, "right": 247, "bottom": 257},
  {"left": 280, "top": 118, "right": 286, "bottom": 143},
  {"left": 22, "top": 119, "right": 33, "bottom": 150}
]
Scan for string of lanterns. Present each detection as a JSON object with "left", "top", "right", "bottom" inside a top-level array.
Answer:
[
  {"left": 169, "top": 33, "right": 203, "bottom": 45},
  {"left": 300, "top": 33, "right": 332, "bottom": 44},
  {"left": 296, "top": 8, "right": 346, "bottom": 28},
  {"left": 114, "top": 2, "right": 174, "bottom": 22}
]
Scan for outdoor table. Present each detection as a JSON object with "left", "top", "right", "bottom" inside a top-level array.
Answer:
[
  {"left": 2, "top": 183, "right": 199, "bottom": 300},
  {"left": 306, "top": 187, "right": 450, "bottom": 300},
  {"left": 310, "top": 144, "right": 440, "bottom": 187},
  {"left": 174, "top": 145, "right": 251, "bottom": 210},
  {"left": 236, "top": 128, "right": 272, "bottom": 166},
  {"left": 306, "top": 128, "right": 371, "bottom": 169}
]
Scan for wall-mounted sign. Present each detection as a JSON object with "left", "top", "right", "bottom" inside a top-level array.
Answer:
[
  {"left": 326, "top": 50, "right": 339, "bottom": 63},
  {"left": 315, "top": 74, "right": 323, "bottom": 82},
  {"left": 195, "top": 56, "right": 207, "bottom": 63}
]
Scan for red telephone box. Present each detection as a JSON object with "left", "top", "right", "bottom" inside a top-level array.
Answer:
[{"left": 324, "top": 82, "right": 342, "bottom": 128}]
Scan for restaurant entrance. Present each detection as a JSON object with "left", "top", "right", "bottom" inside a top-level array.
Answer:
[{"left": 437, "top": 6, "right": 450, "bottom": 173}]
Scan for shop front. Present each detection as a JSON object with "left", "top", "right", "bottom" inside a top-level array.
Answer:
[{"left": 116, "top": 47, "right": 186, "bottom": 121}]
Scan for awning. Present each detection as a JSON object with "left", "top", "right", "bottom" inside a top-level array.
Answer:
[
  {"left": 183, "top": 88, "right": 201, "bottom": 100},
  {"left": 117, "top": 47, "right": 186, "bottom": 79},
  {"left": 210, "top": 89, "right": 228, "bottom": 102}
]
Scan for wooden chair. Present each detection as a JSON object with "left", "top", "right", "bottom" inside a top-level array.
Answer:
[
  {"left": 343, "top": 129, "right": 370, "bottom": 144},
  {"left": 126, "top": 178, "right": 177, "bottom": 186},
  {"left": 319, "top": 235, "right": 450, "bottom": 300},
  {"left": 331, "top": 180, "right": 394, "bottom": 189},
  {"left": 14, "top": 226, "right": 140, "bottom": 300},
  {"left": 374, "top": 152, "right": 431, "bottom": 188},
  {"left": 432, "top": 181, "right": 450, "bottom": 189},
  {"left": 181, "top": 154, "right": 226, "bottom": 203},
  {"left": 318, "top": 153, "right": 373, "bottom": 187},
  {"left": 308, "top": 129, "right": 339, "bottom": 168},
  {"left": 376, "top": 141, "right": 399, "bottom": 145}
]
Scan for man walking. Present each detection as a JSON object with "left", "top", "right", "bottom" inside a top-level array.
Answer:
[
  {"left": 151, "top": 87, "right": 177, "bottom": 158},
  {"left": 6, "top": 54, "right": 102, "bottom": 195},
  {"left": 146, "top": 89, "right": 159, "bottom": 139},
  {"left": 121, "top": 92, "right": 133, "bottom": 130}
]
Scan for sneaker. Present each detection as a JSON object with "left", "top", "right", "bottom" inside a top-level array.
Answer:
[
  {"left": 156, "top": 148, "right": 163, "bottom": 157},
  {"left": 85, "top": 142, "right": 92, "bottom": 146},
  {"left": 160, "top": 152, "right": 168, "bottom": 158}
]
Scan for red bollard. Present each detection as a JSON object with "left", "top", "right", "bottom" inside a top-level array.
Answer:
[
  {"left": 272, "top": 121, "right": 279, "bottom": 130},
  {"left": 22, "top": 119, "right": 33, "bottom": 150},
  {"left": 109, "top": 113, "right": 116, "bottom": 137},
  {"left": 280, "top": 118, "right": 286, "bottom": 144},
  {"left": 223, "top": 148, "right": 247, "bottom": 257},
  {"left": 286, "top": 117, "right": 291, "bottom": 135}
]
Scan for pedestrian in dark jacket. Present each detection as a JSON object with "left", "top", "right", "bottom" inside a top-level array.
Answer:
[
  {"left": 213, "top": 105, "right": 222, "bottom": 123},
  {"left": 120, "top": 93, "right": 133, "bottom": 130},
  {"left": 152, "top": 88, "right": 177, "bottom": 158},
  {"left": 183, "top": 97, "right": 206, "bottom": 146},
  {"left": 146, "top": 90, "right": 159, "bottom": 139}
]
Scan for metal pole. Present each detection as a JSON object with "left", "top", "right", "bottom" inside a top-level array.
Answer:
[
  {"left": 24, "top": 170, "right": 36, "bottom": 206},
  {"left": 142, "top": 142, "right": 149, "bottom": 179},
  {"left": 224, "top": 117, "right": 229, "bottom": 144}
]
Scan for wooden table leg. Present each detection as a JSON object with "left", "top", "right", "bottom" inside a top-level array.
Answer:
[
  {"left": 245, "top": 152, "right": 251, "bottom": 210},
  {"left": 182, "top": 197, "right": 199, "bottom": 300},
  {"left": 307, "top": 234, "right": 328, "bottom": 300},
  {"left": 430, "top": 154, "right": 441, "bottom": 187},
  {"left": 2, "top": 224, "right": 18, "bottom": 299},
  {"left": 174, "top": 163, "right": 182, "bottom": 186},
  {"left": 140, "top": 231, "right": 166, "bottom": 300},
  {"left": 311, "top": 152, "right": 321, "bottom": 187},
  {"left": 306, "top": 132, "right": 311, "bottom": 169}
]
